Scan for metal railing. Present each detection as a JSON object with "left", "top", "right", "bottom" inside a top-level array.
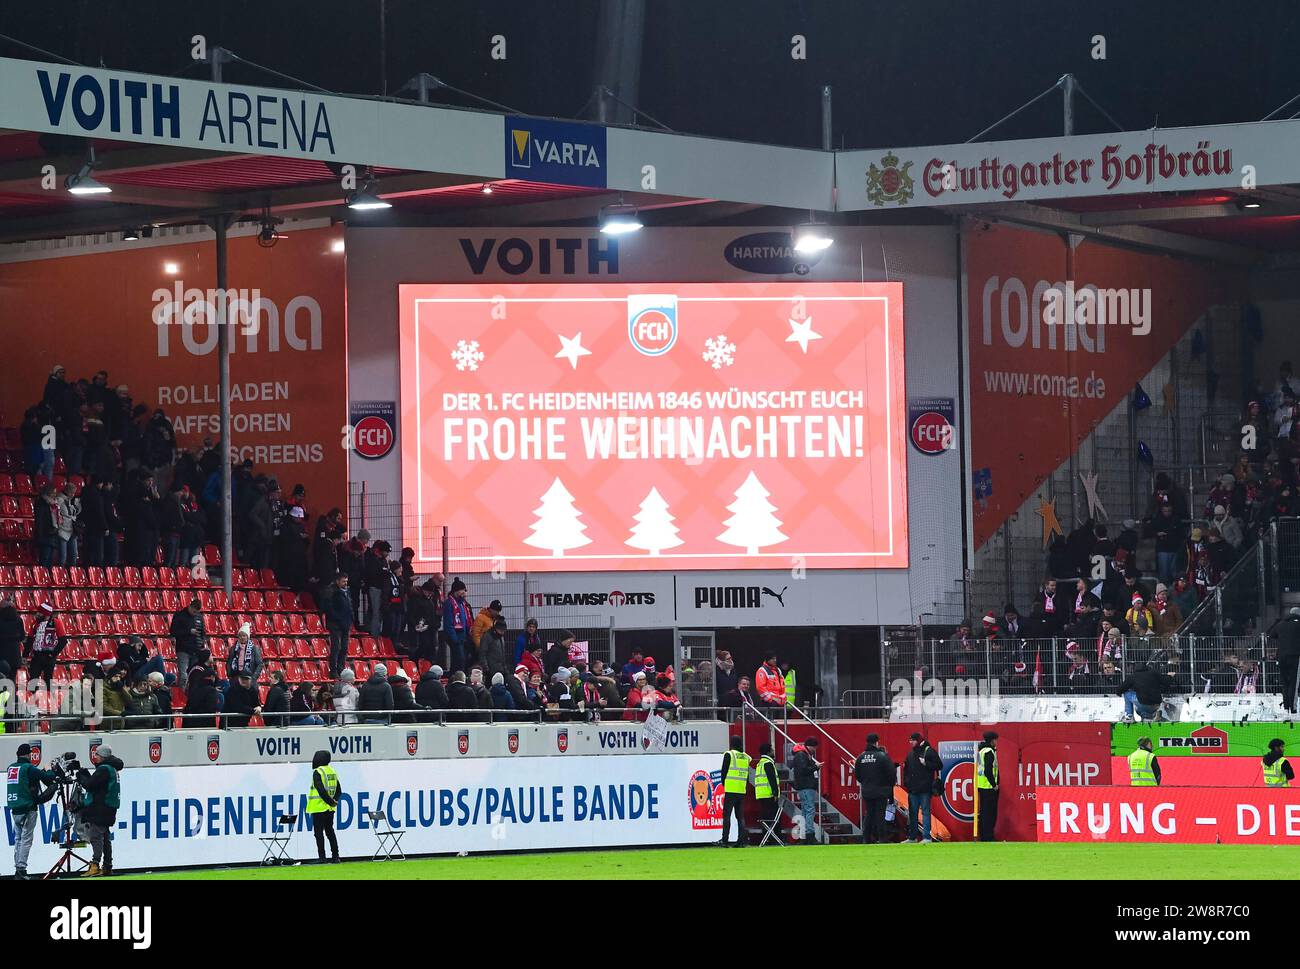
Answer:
[{"left": 884, "top": 634, "right": 1278, "bottom": 697}]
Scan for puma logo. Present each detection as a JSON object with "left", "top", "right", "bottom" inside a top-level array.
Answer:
[{"left": 761, "top": 586, "right": 788, "bottom": 607}]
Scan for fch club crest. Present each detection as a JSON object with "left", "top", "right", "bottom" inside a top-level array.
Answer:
[
  {"left": 206, "top": 734, "right": 221, "bottom": 762},
  {"left": 507, "top": 728, "right": 520, "bottom": 754},
  {"left": 406, "top": 732, "right": 418, "bottom": 756},
  {"left": 457, "top": 730, "right": 470, "bottom": 755},
  {"left": 148, "top": 736, "right": 163, "bottom": 764},
  {"left": 556, "top": 728, "right": 569, "bottom": 753},
  {"left": 627, "top": 294, "right": 678, "bottom": 356}
]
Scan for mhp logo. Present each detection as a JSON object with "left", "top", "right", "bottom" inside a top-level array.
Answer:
[{"left": 627, "top": 295, "right": 678, "bottom": 356}]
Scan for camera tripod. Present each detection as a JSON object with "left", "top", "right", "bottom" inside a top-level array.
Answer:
[{"left": 43, "top": 783, "right": 93, "bottom": 880}]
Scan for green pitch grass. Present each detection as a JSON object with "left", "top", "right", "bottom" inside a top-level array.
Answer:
[{"left": 121, "top": 842, "right": 1300, "bottom": 880}]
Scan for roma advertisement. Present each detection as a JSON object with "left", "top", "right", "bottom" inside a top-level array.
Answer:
[
  {"left": 965, "top": 223, "right": 1243, "bottom": 547},
  {"left": 1037, "top": 786, "right": 1300, "bottom": 845},
  {"left": 398, "top": 281, "right": 907, "bottom": 572},
  {"left": 0, "top": 227, "right": 347, "bottom": 508}
]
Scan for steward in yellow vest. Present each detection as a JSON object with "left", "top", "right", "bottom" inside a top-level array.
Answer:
[
  {"left": 975, "top": 730, "right": 1000, "bottom": 842},
  {"left": 307, "top": 750, "right": 342, "bottom": 863},
  {"left": 718, "top": 737, "right": 751, "bottom": 848},
  {"left": 1128, "top": 737, "right": 1160, "bottom": 786},
  {"left": 1263, "top": 738, "right": 1294, "bottom": 787}
]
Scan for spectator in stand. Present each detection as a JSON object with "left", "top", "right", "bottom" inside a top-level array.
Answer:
[
  {"left": 469, "top": 668, "right": 494, "bottom": 710},
  {"left": 149, "top": 671, "right": 173, "bottom": 721},
  {"left": 518, "top": 639, "right": 544, "bottom": 681},
  {"left": 480, "top": 617, "right": 510, "bottom": 682},
  {"left": 321, "top": 573, "right": 354, "bottom": 678},
  {"left": 123, "top": 470, "right": 161, "bottom": 567},
  {"left": 1151, "top": 584, "right": 1182, "bottom": 637},
  {"left": 124, "top": 675, "right": 164, "bottom": 730},
  {"left": 505, "top": 665, "right": 533, "bottom": 712},
  {"left": 471, "top": 599, "right": 502, "bottom": 651},
  {"left": 311, "top": 508, "right": 345, "bottom": 586},
  {"left": 363, "top": 540, "right": 392, "bottom": 636},
  {"left": 243, "top": 482, "right": 273, "bottom": 571},
  {"left": 1275, "top": 608, "right": 1300, "bottom": 713},
  {"left": 1001, "top": 604, "right": 1024, "bottom": 641},
  {"left": 714, "top": 650, "right": 738, "bottom": 700},
  {"left": 903, "top": 733, "right": 942, "bottom": 844},
  {"left": 547, "top": 667, "right": 579, "bottom": 721},
  {"left": 490, "top": 672, "right": 515, "bottom": 710},
  {"left": 183, "top": 666, "right": 221, "bottom": 728},
  {"left": 358, "top": 663, "right": 394, "bottom": 724},
  {"left": 331, "top": 669, "right": 359, "bottom": 724},
  {"left": 290, "top": 682, "right": 324, "bottom": 726},
  {"left": 264, "top": 670, "right": 292, "bottom": 727},
  {"left": 416, "top": 665, "right": 449, "bottom": 715},
  {"left": 720, "top": 673, "right": 755, "bottom": 711},
  {"left": 526, "top": 671, "right": 545, "bottom": 708},
  {"left": 226, "top": 623, "right": 264, "bottom": 683},
  {"left": 1205, "top": 526, "right": 1236, "bottom": 574},
  {"left": 142, "top": 408, "right": 177, "bottom": 484},
  {"left": 116, "top": 635, "right": 164, "bottom": 681},
  {"left": 446, "top": 670, "right": 477, "bottom": 711},
  {"left": 1030, "top": 579, "right": 1066, "bottom": 636},
  {"left": 99, "top": 662, "right": 130, "bottom": 730},
  {"left": 442, "top": 577, "right": 472, "bottom": 673},
  {"left": 401, "top": 578, "right": 439, "bottom": 669},
  {"left": 34, "top": 485, "right": 60, "bottom": 567},
  {"left": 515, "top": 618, "right": 541, "bottom": 665},
  {"left": 275, "top": 506, "right": 310, "bottom": 593},
  {"left": 388, "top": 668, "right": 418, "bottom": 723},
  {"left": 1118, "top": 656, "right": 1169, "bottom": 722},
  {"left": 396, "top": 546, "right": 415, "bottom": 593},
  {"left": 337, "top": 530, "right": 369, "bottom": 628},
  {"left": 1125, "top": 595, "right": 1154, "bottom": 633},
  {"left": 0, "top": 597, "right": 23, "bottom": 674},
  {"left": 169, "top": 597, "right": 206, "bottom": 688},
  {"left": 23, "top": 602, "right": 66, "bottom": 685},
  {"left": 1063, "top": 640, "right": 1092, "bottom": 691},
  {"left": 755, "top": 652, "right": 786, "bottom": 707},
  {"left": 223, "top": 671, "right": 263, "bottom": 728},
  {"left": 20, "top": 406, "right": 48, "bottom": 479},
  {"left": 544, "top": 632, "right": 573, "bottom": 679},
  {"left": 1171, "top": 576, "right": 1198, "bottom": 616},
  {"left": 1147, "top": 502, "right": 1187, "bottom": 586},
  {"left": 1212, "top": 504, "right": 1245, "bottom": 550},
  {"left": 620, "top": 651, "right": 646, "bottom": 687},
  {"left": 380, "top": 558, "right": 405, "bottom": 641},
  {"left": 161, "top": 482, "right": 201, "bottom": 568},
  {"left": 55, "top": 480, "right": 81, "bottom": 566},
  {"left": 623, "top": 671, "right": 650, "bottom": 722},
  {"left": 81, "top": 479, "right": 121, "bottom": 567}
]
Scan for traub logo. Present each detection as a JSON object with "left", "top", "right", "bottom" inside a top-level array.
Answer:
[
  {"left": 49, "top": 899, "right": 152, "bottom": 949},
  {"left": 151, "top": 282, "right": 322, "bottom": 357}
]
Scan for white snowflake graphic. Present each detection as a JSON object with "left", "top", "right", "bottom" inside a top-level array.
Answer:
[
  {"left": 702, "top": 334, "right": 736, "bottom": 369},
  {"left": 451, "top": 339, "right": 485, "bottom": 372}
]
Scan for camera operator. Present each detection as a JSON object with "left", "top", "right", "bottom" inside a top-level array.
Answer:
[
  {"left": 6, "top": 744, "right": 55, "bottom": 879},
  {"left": 76, "top": 745, "right": 123, "bottom": 877}
]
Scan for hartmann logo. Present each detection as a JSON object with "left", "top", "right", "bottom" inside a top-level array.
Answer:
[{"left": 50, "top": 900, "right": 152, "bottom": 949}]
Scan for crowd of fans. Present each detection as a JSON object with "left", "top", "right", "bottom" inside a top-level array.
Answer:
[{"left": 930, "top": 361, "right": 1300, "bottom": 698}]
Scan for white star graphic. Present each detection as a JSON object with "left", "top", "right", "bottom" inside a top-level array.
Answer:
[
  {"left": 785, "top": 316, "right": 822, "bottom": 353},
  {"left": 554, "top": 332, "right": 592, "bottom": 369}
]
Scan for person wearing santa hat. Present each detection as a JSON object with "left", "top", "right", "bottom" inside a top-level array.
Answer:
[{"left": 23, "top": 601, "right": 66, "bottom": 686}]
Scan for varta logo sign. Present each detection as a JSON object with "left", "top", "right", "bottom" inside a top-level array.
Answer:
[{"left": 505, "top": 116, "right": 608, "bottom": 188}]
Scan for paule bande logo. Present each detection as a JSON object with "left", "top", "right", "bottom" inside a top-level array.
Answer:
[{"left": 49, "top": 900, "right": 152, "bottom": 949}]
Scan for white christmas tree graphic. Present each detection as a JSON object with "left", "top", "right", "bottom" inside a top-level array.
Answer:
[
  {"left": 717, "top": 471, "right": 788, "bottom": 555},
  {"left": 523, "top": 477, "right": 593, "bottom": 557},
  {"left": 626, "top": 487, "right": 684, "bottom": 555}
]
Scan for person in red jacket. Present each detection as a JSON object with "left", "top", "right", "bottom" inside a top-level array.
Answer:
[{"left": 755, "top": 653, "right": 786, "bottom": 706}]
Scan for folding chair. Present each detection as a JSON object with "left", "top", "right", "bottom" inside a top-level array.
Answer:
[
  {"left": 757, "top": 796, "right": 789, "bottom": 847},
  {"left": 259, "top": 813, "right": 298, "bottom": 865},
  {"left": 369, "top": 810, "right": 406, "bottom": 861}
]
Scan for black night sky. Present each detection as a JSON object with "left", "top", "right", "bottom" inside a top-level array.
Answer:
[{"left": 3, "top": 0, "right": 1300, "bottom": 149}]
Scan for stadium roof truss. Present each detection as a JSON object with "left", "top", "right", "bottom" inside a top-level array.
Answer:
[{"left": 0, "top": 55, "right": 1298, "bottom": 263}]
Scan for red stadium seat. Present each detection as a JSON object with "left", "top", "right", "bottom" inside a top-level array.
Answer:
[
  {"left": 175, "top": 567, "right": 194, "bottom": 588},
  {"left": 272, "top": 614, "right": 291, "bottom": 636},
  {"left": 288, "top": 613, "right": 306, "bottom": 635},
  {"left": 348, "top": 639, "right": 361, "bottom": 658},
  {"left": 197, "top": 591, "right": 215, "bottom": 611},
  {"left": 0, "top": 565, "right": 14, "bottom": 585},
  {"left": 86, "top": 566, "right": 106, "bottom": 587},
  {"left": 49, "top": 566, "right": 69, "bottom": 586},
  {"left": 294, "top": 639, "right": 311, "bottom": 659},
  {"left": 161, "top": 590, "right": 181, "bottom": 611},
  {"left": 156, "top": 638, "right": 175, "bottom": 660},
  {"left": 378, "top": 638, "right": 396, "bottom": 659},
  {"left": 143, "top": 590, "right": 162, "bottom": 611},
  {"left": 112, "top": 614, "right": 131, "bottom": 635},
  {"left": 157, "top": 567, "right": 176, "bottom": 587},
  {"left": 130, "top": 614, "right": 150, "bottom": 634},
  {"left": 89, "top": 590, "right": 108, "bottom": 612},
  {"left": 1, "top": 496, "right": 17, "bottom": 517},
  {"left": 149, "top": 614, "right": 168, "bottom": 635},
  {"left": 13, "top": 590, "right": 34, "bottom": 610},
  {"left": 108, "top": 591, "right": 127, "bottom": 612},
  {"left": 16, "top": 497, "right": 33, "bottom": 518},
  {"left": 0, "top": 475, "right": 11, "bottom": 494},
  {"left": 69, "top": 567, "right": 87, "bottom": 585},
  {"left": 259, "top": 568, "right": 277, "bottom": 588},
  {"left": 12, "top": 475, "right": 33, "bottom": 495},
  {"left": 140, "top": 567, "right": 159, "bottom": 587},
  {"left": 51, "top": 590, "right": 73, "bottom": 611},
  {"left": 304, "top": 614, "right": 324, "bottom": 634},
  {"left": 220, "top": 614, "right": 238, "bottom": 635},
  {"left": 31, "top": 566, "right": 51, "bottom": 586},
  {"left": 310, "top": 638, "right": 328, "bottom": 659},
  {"left": 13, "top": 566, "right": 32, "bottom": 586},
  {"left": 70, "top": 590, "right": 90, "bottom": 611},
  {"left": 245, "top": 590, "right": 264, "bottom": 610},
  {"left": 123, "top": 567, "right": 142, "bottom": 587},
  {"left": 105, "top": 567, "right": 124, "bottom": 588},
  {"left": 254, "top": 614, "right": 273, "bottom": 636},
  {"left": 124, "top": 591, "right": 144, "bottom": 612},
  {"left": 210, "top": 590, "right": 229, "bottom": 611},
  {"left": 285, "top": 662, "right": 304, "bottom": 683},
  {"left": 229, "top": 590, "right": 247, "bottom": 611}
]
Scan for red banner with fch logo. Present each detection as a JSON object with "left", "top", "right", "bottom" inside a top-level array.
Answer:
[{"left": 1037, "top": 786, "right": 1300, "bottom": 844}]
